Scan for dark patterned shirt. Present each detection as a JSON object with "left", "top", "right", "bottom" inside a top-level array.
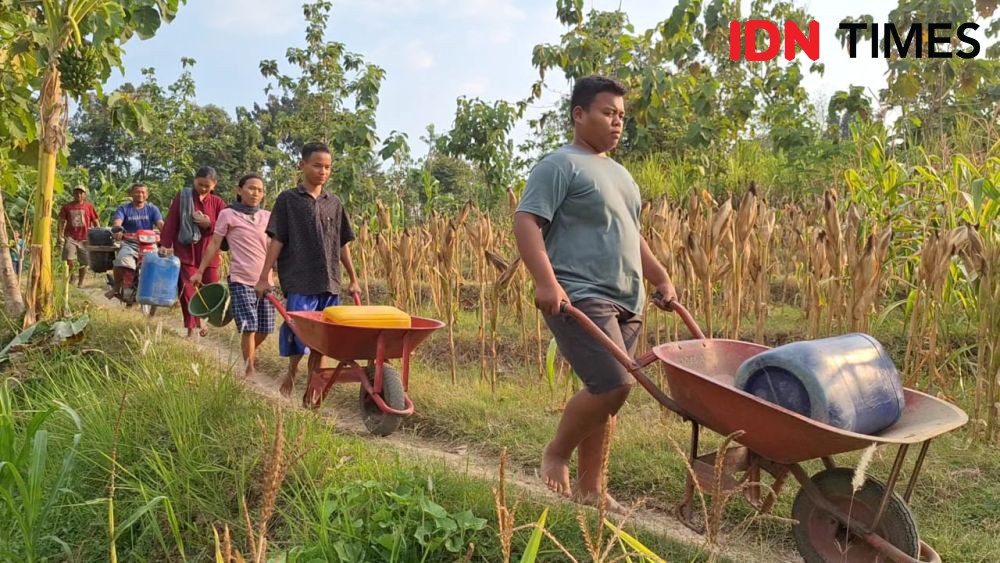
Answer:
[{"left": 266, "top": 186, "right": 355, "bottom": 296}]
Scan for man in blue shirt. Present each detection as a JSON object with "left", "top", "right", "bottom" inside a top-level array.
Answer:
[
  {"left": 112, "top": 183, "right": 164, "bottom": 234},
  {"left": 106, "top": 183, "right": 164, "bottom": 298}
]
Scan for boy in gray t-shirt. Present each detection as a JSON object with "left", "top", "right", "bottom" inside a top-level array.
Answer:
[{"left": 514, "top": 76, "right": 678, "bottom": 513}]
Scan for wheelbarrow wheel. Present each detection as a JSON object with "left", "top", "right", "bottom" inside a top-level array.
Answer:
[
  {"left": 792, "top": 468, "right": 919, "bottom": 563},
  {"left": 359, "top": 364, "right": 405, "bottom": 437},
  {"left": 141, "top": 304, "right": 157, "bottom": 317}
]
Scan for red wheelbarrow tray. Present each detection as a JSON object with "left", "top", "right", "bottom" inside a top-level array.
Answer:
[
  {"left": 652, "top": 337, "right": 969, "bottom": 465},
  {"left": 283, "top": 310, "right": 444, "bottom": 361}
]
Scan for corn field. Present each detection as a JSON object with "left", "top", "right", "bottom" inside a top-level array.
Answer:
[{"left": 352, "top": 138, "right": 1000, "bottom": 441}]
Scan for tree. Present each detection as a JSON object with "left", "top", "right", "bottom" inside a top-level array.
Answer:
[
  {"left": 0, "top": 6, "right": 41, "bottom": 317},
  {"left": 254, "top": 0, "right": 391, "bottom": 197},
  {"left": 7, "top": 0, "right": 186, "bottom": 325},
  {"left": 437, "top": 97, "right": 523, "bottom": 207},
  {"left": 70, "top": 62, "right": 267, "bottom": 201},
  {"left": 527, "top": 0, "right": 823, "bottom": 157},
  {"left": 838, "top": 1, "right": 1000, "bottom": 143},
  {"left": 827, "top": 85, "right": 873, "bottom": 140}
]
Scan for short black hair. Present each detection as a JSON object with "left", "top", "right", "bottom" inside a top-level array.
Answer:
[
  {"left": 235, "top": 173, "right": 263, "bottom": 203},
  {"left": 194, "top": 166, "right": 218, "bottom": 181},
  {"left": 570, "top": 75, "right": 627, "bottom": 117},
  {"left": 237, "top": 173, "right": 263, "bottom": 187},
  {"left": 300, "top": 142, "right": 331, "bottom": 161},
  {"left": 129, "top": 182, "right": 147, "bottom": 193}
]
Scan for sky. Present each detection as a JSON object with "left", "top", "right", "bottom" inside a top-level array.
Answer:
[{"left": 102, "top": 0, "right": 950, "bottom": 159}]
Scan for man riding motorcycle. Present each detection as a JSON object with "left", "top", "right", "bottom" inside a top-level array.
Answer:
[{"left": 104, "top": 183, "right": 165, "bottom": 300}]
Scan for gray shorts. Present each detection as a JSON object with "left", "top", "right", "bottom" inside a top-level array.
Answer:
[
  {"left": 544, "top": 298, "right": 642, "bottom": 394},
  {"left": 114, "top": 242, "right": 139, "bottom": 269},
  {"left": 62, "top": 238, "right": 88, "bottom": 264}
]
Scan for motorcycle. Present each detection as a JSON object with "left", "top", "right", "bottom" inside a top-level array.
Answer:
[{"left": 101, "top": 226, "right": 160, "bottom": 316}]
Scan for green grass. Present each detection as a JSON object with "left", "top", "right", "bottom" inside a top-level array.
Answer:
[
  {"left": 270, "top": 299, "right": 1000, "bottom": 562},
  {"left": 0, "top": 294, "right": 712, "bottom": 562},
  {"left": 28, "top": 275, "right": 996, "bottom": 561}
]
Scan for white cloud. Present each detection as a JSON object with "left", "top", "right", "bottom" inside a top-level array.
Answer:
[
  {"left": 404, "top": 41, "right": 435, "bottom": 70},
  {"left": 202, "top": 0, "right": 300, "bottom": 36},
  {"left": 453, "top": 0, "right": 527, "bottom": 45},
  {"left": 458, "top": 78, "right": 489, "bottom": 97},
  {"left": 454, "top": 0, "right": 526, "bottom": 22}
]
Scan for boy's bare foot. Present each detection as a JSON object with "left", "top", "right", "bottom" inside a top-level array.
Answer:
[
  {"left": 199, "top": 327, "right": 209, "bottom": 337},
  {"left": 573, "top": 490, "right": 628, "bottom": 515},
  {"left": 541, "top": 445, "right": 572, "bottom": 496},
  {"left": 242, "top": 368, "right": 255, "bottom": 380},
  {"left": 279, "top": 375, "right": 294, "bottom": 397}
]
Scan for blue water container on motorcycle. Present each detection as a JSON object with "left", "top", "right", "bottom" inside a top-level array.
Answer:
[{"left": 137, "top": 253, "right": 181, "bottom": 307}]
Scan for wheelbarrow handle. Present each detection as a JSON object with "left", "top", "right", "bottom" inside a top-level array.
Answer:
[
  {"left": 648, "top": 291, "right": 706, "bottom": 340},
  {"left": 658, "top": 300, "right": 706, "bottom": 340},
  {"left": 559, "top": 302, "right": 643, "bottom": 372},
  {"left": 265, "top": 290, "right": 294, "bottom": 324},
  {"left": 559, "top": 301, "right": 689, "bottom": 416}
]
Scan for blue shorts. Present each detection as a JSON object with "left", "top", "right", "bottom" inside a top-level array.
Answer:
[
  {"left": 229, "top": 282, "right": 275, "bottom": 334},
  {"left": 279, "top": 292, "right": 340, "bottom": 357}
]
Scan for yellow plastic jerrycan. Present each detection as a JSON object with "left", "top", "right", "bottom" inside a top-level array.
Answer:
[{"left": 322, "top": 305, "right": 412, "bottom": 329}]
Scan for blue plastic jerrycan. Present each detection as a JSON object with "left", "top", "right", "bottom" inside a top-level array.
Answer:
[
  {"left": 137, "top": 252, "right": 181, "bottom": 307},
  {"left": 734, "top": 333, "right": 906, "bottom": 435}
]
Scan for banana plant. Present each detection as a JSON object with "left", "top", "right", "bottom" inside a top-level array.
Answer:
[{"left": 6, "top": 0, "right": 185, "bottom": 325}]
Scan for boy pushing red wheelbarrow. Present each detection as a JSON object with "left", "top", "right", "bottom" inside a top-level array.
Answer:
[
  {"left": 514, "top": 75, "right": 679, "bottom": 513},
  {"left": 254, "top": 142, "right": 362, "bottom": 398}
]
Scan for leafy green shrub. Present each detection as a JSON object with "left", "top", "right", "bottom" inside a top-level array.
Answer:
[{"left": 287, "top": 477, "right": 486, "bottom": 562}]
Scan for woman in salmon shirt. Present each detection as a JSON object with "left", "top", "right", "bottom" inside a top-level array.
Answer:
[
  {"left": 159, "top": 166, "right": 227, "bottom": 338},
  {"left": 192, "top": 174, "right": 275, "bottom": 378}
]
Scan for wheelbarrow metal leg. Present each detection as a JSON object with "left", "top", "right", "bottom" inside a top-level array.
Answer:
[
  {"left": 861, "top": 531, "right": 926, "bottom": 563},
  {"left": 401, "top": 332, "right": 413, "bottom": 391},
  {"left": 304, "top": 362, "right": 351, "bottom": 409},
  {"left": 759, "top": 467, "right": 788, "bottom": 514},
  {"left": 903, "top": 440, "right": 931, "bottom": 504},
  {"left": 749, "top": 460, "right": 789, "bottom": 515},
  {"left": 373, "top": 331, "right": 386, "bottom": 394},
  {"left": 360, "top": 331, "right": 414, "bottom": 416},
  {"left": 358, "top": 373, "right": 415, "bottom": 416},
  {"left": 872, "top": 444, "right": 909, "bottom": 530},
  {"left": 676, "top": 420, "right": 702, "bottom": 532}
]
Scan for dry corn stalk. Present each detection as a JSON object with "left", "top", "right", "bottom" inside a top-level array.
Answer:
[
  {"left": 805, "top": 228, "right": 830, "bottom": 338},
  {"left": 489, "top": 255, "right": 522, "bottom": 391},
  {"left": 904, "top": 227, "right": 971, "bottom": 389},
  {"left": 397, "top": 229, "right": 415, "bottom": 310},
  {"left": 730, "top": 186, "right": 759, "bottom": 338},
  {"left": 752, "top": 206, "right": 776, "bottom": 342},
  {"left": 685, "top": 195, "right": 732, "bottom": 337},
  {"left": 471, "top": 215, "right": 495, "bottom": 383},
  {"left": 357, "top": 224, "right": 370, "bottom": 300},
  {"left": 823, "top": 189, "right": 845, "bottom": 334},
  {"left": 849, "top": 228, "right": 892, "bottom": 333},
  {"left": 970, "top": 228, "right": 999, "bottom": 439},
  {"left": 434, "top": 220, "right": 460, "bottom": 383},
  {"left": 375, "top": 231, "right": 399, "bottom": 305}
]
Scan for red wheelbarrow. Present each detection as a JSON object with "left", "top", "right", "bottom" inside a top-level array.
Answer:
[
  {"left": 267, "top": 292, "right": 444, "bottom": 436},
  {"left": 562, "top": 298, "right": 967, "bottom": 563}
]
